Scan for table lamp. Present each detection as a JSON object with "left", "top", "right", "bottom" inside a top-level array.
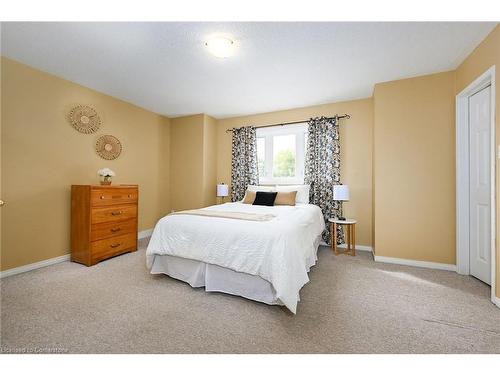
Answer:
[
  {"left": 217, "top": 183, "right": 229, "bottom": 204},
  {"left": 333, "top": 184, "right": 350, "bottom": 221}
]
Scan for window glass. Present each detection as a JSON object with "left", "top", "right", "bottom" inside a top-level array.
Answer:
[{"left": 272, "top": 134, "right": 296, "bottom": 177}]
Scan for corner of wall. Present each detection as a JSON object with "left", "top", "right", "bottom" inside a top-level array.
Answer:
[
  {"left": 159, "top": 115, "right": 171, "bottom": 216},
  {"left": 202, "top": 114, "right": 218, "bottom": 207},
  {"left": 168, "top": 113, "right": 219, "bottom": 210}
]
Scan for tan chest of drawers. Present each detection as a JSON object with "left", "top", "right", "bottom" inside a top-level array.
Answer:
[{"left": 71, "top": 185, "right": 138, "bottom": 266}]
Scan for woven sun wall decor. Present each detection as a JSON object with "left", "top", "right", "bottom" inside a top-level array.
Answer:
[
  {"left": 68, "top": 105, "right": 101, "bottom": 134},
  {"left": 95, "top": 135, "right": 122, "bottom": 160}
]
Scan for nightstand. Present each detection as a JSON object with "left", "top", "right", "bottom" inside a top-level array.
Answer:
[{"left": 328, "top": 218, "right": 357, "bottom": 256}]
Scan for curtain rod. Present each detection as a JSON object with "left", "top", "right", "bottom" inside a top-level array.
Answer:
[{"left": 225, "top": 114, "right": 350, "bottom": 133}]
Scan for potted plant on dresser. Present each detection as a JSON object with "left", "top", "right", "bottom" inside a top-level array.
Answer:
[{"left": 98, "top": 168, "right": 115, "bottom": 185}]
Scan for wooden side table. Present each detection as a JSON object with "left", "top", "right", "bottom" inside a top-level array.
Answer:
[{"left": 328, "top": 218, "right": 357, "bottom": 256}]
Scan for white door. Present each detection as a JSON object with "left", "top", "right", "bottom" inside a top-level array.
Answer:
[{"left": 468, "top": 85, "right": 491, "bottom": 285}]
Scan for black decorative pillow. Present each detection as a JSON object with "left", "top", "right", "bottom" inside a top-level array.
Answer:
[{"left": 252, "top": 191, "right": 278, "bottom": 206}]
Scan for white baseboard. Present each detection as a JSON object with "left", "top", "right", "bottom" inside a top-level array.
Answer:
[
  {"left": 374, "top": 255, "right": 457, "bottom": 272},
  {"left": 493, "top": 295, "right": 500, "bottom": 309},
  {"left": 319, "top": 241, "right": 373, "bottom": 253},
  {"left": 0, "top": 254, "right": 71, "bottom": 279},
  {"left": 337, "top": 244, "right": 373, "bottom": 253},
  {"left": 138, "top": 228, "right": 153, "bottom": 239},
  {"left": 2, "top": 230, "right": 153, "bottom": 279}
]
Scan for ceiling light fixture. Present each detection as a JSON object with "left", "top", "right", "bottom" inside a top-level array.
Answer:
[{"left": 205, "top": 36, "right": 235, "bottom": 58}]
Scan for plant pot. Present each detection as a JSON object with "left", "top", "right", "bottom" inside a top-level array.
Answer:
[{"left": 100, "top": 176, "right": 112, "bottom": 185}]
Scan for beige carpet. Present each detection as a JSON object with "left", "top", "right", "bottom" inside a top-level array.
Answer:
[{"left": 1, "top": 238, "right": 499, "bottom": 354}]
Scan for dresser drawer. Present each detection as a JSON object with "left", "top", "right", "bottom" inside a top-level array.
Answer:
[
  {"left": 91, "top": 219, "right": 136, "bottom": 241},
  {"left": 91, "top": 188, "right": 138, "bottom": 207},
  {"left": 91, "top": 204, "right": 137, "bottom": 224},
  {"left": 91, "top": 233, "right": 137, "bottom": 263}
]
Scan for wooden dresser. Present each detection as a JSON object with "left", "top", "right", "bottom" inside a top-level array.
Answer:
[{"left": 71, "top": 185, "right": 138, "bottom": 266}]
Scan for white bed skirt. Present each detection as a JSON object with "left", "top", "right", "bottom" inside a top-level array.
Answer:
[{"left": 150, "top": 235, "right": 322, "bottom": 307}]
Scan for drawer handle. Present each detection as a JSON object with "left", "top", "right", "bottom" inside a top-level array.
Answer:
[
  {"left": 111, "top": 211, "right": 123, "bottom": 216},
  {"left": 110, "top": 243, "right": 121, "bottom": 248},
  {"left": 100, "top": 196, "right": 105, "bottom": 199},
  {"left": 128, "top": 194, "right": 132, "bottom": 198},
  {"left": 110, "top": 228, "right": 121, "bottom": 233}
]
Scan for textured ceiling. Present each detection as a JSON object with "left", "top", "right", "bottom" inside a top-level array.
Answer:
[{"left": 1, "top": 22, "right": 496, "bottom": 118}]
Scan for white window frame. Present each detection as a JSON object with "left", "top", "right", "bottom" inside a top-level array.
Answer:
[{"left": 257, "top": 123, "right": 308, "bottom": 185}]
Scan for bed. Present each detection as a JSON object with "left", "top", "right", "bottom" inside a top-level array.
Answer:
[{"left": 146, "top": 200, "right": 325, "bottom": 313}]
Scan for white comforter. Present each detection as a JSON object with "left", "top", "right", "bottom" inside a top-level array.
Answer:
[{"left": 146, "top": 202, "right": 325, "bottom": 313}]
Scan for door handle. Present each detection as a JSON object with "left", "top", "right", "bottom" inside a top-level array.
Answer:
[{"left": 0, "top": 199, "right": 5, "bottom": 207}]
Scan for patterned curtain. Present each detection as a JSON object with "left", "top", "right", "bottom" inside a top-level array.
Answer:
[
  {"left": 230, "top": 126, "right": 259, "bottom": 202},
  {"left": 304, "top": 116, "right": 344, "bottom": 244}
]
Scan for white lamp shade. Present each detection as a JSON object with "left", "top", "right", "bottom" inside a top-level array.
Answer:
[
  {"left": 217, "top": 184, "right": 229, "bottom": 197},
  {"left": 333, "top": 185, "right": 350, "bottom": 201}
]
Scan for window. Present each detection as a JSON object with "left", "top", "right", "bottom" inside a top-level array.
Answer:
[{"left": 256, "top": 123, "right": 307, "bottom": 184}]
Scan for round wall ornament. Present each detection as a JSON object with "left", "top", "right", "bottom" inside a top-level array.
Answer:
[
  {"left": 95, "top": 135, "right": 122, "bottom": 160},
  {"left": 69, "top": 105, "right": 101, "bottom": 134}
]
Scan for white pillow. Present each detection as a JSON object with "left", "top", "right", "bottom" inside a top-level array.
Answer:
[
  {"left": 246, "top": 185, "right": 275, "bottom": 192},
  {"left": 275, "top": 185, "right": 310, "bottom": 204},
  {"left": 242, "top": 185, "right": 276, "bottom": 202}
]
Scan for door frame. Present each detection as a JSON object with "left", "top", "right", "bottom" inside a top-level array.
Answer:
[{"left": 456, "top": 65, "right": 496, "bottom": 305}]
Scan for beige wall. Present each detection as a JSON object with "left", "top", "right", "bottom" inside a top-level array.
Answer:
[
  {"left": 216, "top": 98, "right": 374, "bottom": 247},
  {"left": 170, "top": 113, "right": 218, "bottom": 211},
  {"left": 455, "top": 25, "right": 500, "bottom": 298},
  {"left": 0, "top": 57, "right": 171, "bottom": 271},
  {"left": 373, "top": 71, "right": 456, "bottom": 264},
  {"left": 159, "top": 116, "right": 171, "bottom": 216},
  {"left": 170, "top": 114, "right": 205, "bottom": 211},
  {"left": 202, "top": 115, "right": 218, "bottom": 207}
]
